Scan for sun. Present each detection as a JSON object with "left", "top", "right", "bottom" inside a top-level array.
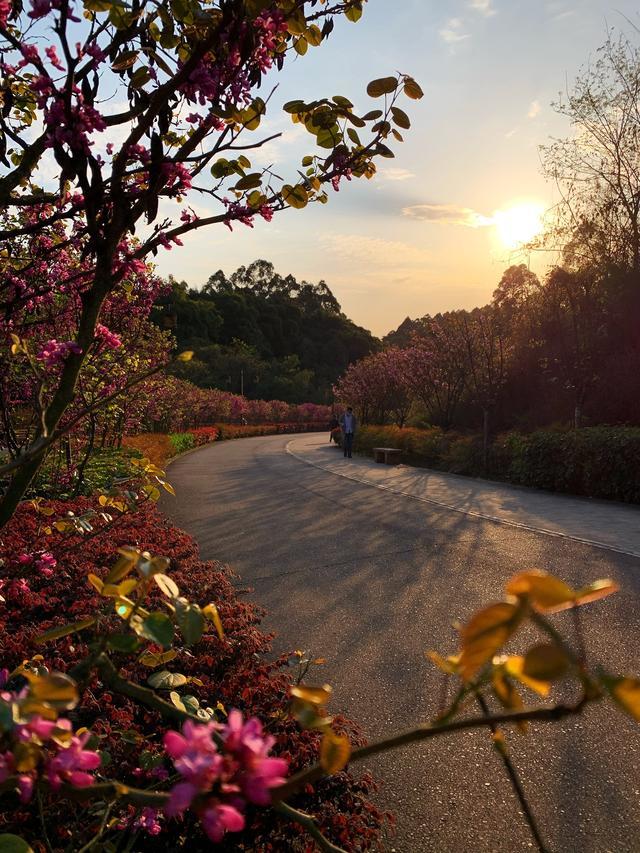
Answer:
[{"left": 493, "top": 202, "right": 545, "bottom": 250}]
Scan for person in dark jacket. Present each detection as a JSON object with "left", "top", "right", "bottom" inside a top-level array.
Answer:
[{"left": 339, "top": 407, "right": 357, "bottom": 458}]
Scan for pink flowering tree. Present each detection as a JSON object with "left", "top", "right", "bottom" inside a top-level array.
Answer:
[
  {"left": 334, "top": 348, "right": 413, "bottom": 426},
  {"left": 0, "top": 0, "right": 423, "bottom": 525}
]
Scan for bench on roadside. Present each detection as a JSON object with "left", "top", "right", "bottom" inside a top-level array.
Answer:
[{"left": 373, "top": 447, "right": 402, "bottom": 465}]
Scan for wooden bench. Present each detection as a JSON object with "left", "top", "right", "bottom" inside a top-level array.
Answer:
[{"left": 373, "top": 447, "right": 402, "bottom": 465}]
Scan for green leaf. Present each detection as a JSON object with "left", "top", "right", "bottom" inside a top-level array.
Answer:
[
  {"left": 283, "top": 100, "right": 305, "bottom": 114},
  {"left": 147, "top": 670, "right": 188, "bottom": 689},
  {"left": 139, "top": 612, "right": 174, "bottom": 648},
  {"left": 0, "top": 835, "right": 34, "bottom": 853},
  {"left": 177, "top": 350, "right": 193, "bottom": 362},
  {"left": 316, "top": 127, "right": 342, "bottom": 149},
  {"left": 294, "top": 36, "right": 308, "bottom": 56},
  {"left": 391, "top": 106, "right": 411, "bottom": 129},
  {"left": 175, "top": 600, "right": 205, "bottom": 645},
  {"left": 344, "top": 2, "right": 363, "bottom": 22},
  {"left": 347, "top": 128, "right": 361, "bottom": 146},
  {"left": 107, "top": 633, "right": 140, "bottom": 653},
  {"left": 306, "top": 24, "right": 322, "bottom": 46},
  {"left": 366, "top": 77, "right": 398, "bottom": 98},
  {"left": 235, "top": 173, "right": 263, "bottom": 191},
  {"left": 301, "top": 155, "right": 314, "bottom": 166},
  {"left": 281, "top": 184, "right": 308, "bottom": 209},
  {"left": 332, "top": 95, "right": 353, "bottom": 108},
  {"left": 35, "top": 618, "right": 96, "bottom": 644},
  {"left": 130, "top": 66, "right": 151, "bottom": 89},
  {"left": 112, "top": 50, "right": 139, "bottom": 71},
  {"left": 240, "top": 97, "right": 266, "bottom": 130},
  {"left": 362, "top": 109, "right": 383, "bottom": 121}
]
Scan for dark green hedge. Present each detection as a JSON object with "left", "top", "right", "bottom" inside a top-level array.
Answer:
[{"left": 353, "top": 425, "right": 640, "bottom": 503}]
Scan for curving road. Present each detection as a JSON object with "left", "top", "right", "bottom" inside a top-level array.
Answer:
[{"left": 161, "top": 434, "right": 640, "bottom": 853}]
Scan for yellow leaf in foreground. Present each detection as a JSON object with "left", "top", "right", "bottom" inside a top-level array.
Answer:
[
  {"left": 611, "top": 677, "right": 640, "bottom": 721},
  {"left": 320, "top": 731, "right": 351, "bottom": 773},
  {"left": 426, "top": 650, "right": 460, "bottom": 675},
  {"left": 574, "top": 578, "right": 620, "bottom": 606},
  {"left": 203, "top": 602, "right": 224, "bottom": 640},
  {"left": 459, "top": 602, "right": 522, "bottom": 680},
  {"left": 290, "top": 684, "right": 332, "bottom": 707},
  {"left": 506, "top": 570, "right": 576, "bottom": 613}
]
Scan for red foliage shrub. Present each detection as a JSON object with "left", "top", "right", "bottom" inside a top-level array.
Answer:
[
  {"left": 0, "top": 500, "right": 390, "bottom": 850},
  {"left": 122, "top": 433, "right": 172, "bottom": 468},
  {"left": 188, "top": 426, "right": 220, "bottom": 445}
]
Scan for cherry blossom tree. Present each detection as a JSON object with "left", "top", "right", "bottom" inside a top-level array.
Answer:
[{"left": 0, "top": 0, "right": 423, "bottom": 524}]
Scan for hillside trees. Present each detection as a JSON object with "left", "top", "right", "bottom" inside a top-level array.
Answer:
[
  {"left": 155, "top": 262, "right": 379, "bottom": 400},
  {"left": 0, "top": 0, "right": 423, "bottom": 524}
]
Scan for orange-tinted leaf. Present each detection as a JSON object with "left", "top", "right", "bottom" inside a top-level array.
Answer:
[
  {"left": 506, "top": 570, "right": 576, "bottom": 613},
  {"left": 610, "top": 677, "right": 640, "bottom": 721},
  {"left": 28, "top": 672, "right": 79, "bottom": 710},
  {"left": 320, "top": 731, "right": 351, "bottom": 773},
  {"left": 574, "top": 578, "right": 619, "bottom": 606},
  {"left": 34, "top": 618, "right": 96, "bottom": 644},
  {"left": 459, "top": 602, "right": 522, "bottom": 680},
  {"left": 492, "top": 669, "right": 527, "bottom": 731},
  {"left": 426, "top": 650, "right": 460, "bottom": 675},
  {"left": 87, "top": 573, "right": 104, "bottom": 593},
  {"left": 502, "top": 655, "right": 550, "bottom": 696},
  {"left": 290, "top": 684, "right": 332, "bottom": 706}
]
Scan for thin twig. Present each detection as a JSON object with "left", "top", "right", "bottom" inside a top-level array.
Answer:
[
  {"left": 474, "top": 692, "right": 549, "bottom": 853},
  {"left": 272, "top": 697, "right": 591, "bottom": 802},
  {"left": 274, "top": 802, "right": 348, "bottom": 853}
]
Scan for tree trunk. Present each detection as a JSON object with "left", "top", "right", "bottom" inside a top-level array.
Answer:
[
  {"left": 482, "top": 407, "right": 490, "bottom": 474},
  {"left": 0, "top": 275, "right": 111, "bottom": 528}
]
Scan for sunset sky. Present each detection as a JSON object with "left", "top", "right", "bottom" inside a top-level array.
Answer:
[{"left": 156, "top": 0, "right": 640, "bottom": 336}]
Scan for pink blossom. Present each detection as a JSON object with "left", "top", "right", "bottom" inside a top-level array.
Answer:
[
  {"left": 201, "top": 803, "right": 245, "bottom": 842},
  {"left": 134, "top": 807, "right": 162, "bottom": 836},
  {"left": 45, "top": 45, "right": 65, "bottom": 72},
  {"left": 46, "top": 732, "right": 101, "bottom": 790},
  {"left": 95, "top": 323, "right": 122, "bottom": 350},
  {"left": 0, "top": 0, "right": 12, "bottom": 26},
  {"left": 36, "top": 339, "right": 82, "bottom": 369}
]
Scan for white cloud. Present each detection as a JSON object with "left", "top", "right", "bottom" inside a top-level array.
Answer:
[
  {"left": 320, "top": 232, "right": 429, "bottom": 267},
  {"left": 439, "top": 18, "right": 470, "bottom": 44},
  {"left": 527, "top": 99, "right": 541, "bottom": 119},
  {"left": 402, "top": 203, "right": 493, "bottom": 228},
  {"left": 469, "top": 0, "right": 497, "bottom": 16},
  {"left": 505, "top": 127, "right": 518, "bottom": 139},
  {"left": 379, "top": 167, "right": 415, "bottom": 182}
]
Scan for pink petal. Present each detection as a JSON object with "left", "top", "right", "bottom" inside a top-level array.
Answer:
[
  {"left": 163, "top": 730, "right": 187, "bottom": 760},
  {"left": 165, "top": 781, "right": 197, "bottom": 817}
]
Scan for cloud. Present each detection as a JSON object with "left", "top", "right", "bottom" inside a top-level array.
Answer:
[
  {"left": 379, "top": 167, "right": 415, "bottom": 182},
  {"left": 469, "top": 0, "right": 497, "bottom": 16},
  {"left": 320, "top": 232, "right": 429, "bottom": 267},
  {"left": 402, "top": 203, "right": 493, "bottom": 228},
  {"left": 505, "top": 127, "right": 518, "bottom": 139},
  {"left": 439, "top": 18, "right": 470, "bottom": 43},
  {"left": 527, "top": 100, "right": 541, "bottom": 119}
]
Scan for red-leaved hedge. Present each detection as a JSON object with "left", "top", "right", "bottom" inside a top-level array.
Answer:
[{"left": 0, "top": 500, "right": 390, "bottom": 850}]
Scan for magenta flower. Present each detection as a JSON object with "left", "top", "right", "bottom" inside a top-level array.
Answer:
[
  {"left": 46, "top": 732, "right": 101, "bottom": 790},
  {"left": 201, "top": 802, "right": 245, "bottom": 842},
  {"left": 163, "top": 712, "right": 288, "bottom": 839}
]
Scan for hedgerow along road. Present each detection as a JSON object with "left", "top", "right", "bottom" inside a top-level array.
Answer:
[{"left": 161, "top": 433, "right": 640, "bottom": 853}]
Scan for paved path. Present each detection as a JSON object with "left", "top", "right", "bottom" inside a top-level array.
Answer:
[
  {"left": 287, "top": 434, "right": 640, "bottom": 558},
  {"left": 162, "top": 434, "right": 640, "bottom": 853}
]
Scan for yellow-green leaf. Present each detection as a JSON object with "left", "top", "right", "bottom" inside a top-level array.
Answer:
[
  {"left": 203, "top": 602, "right": 224, "bottom": 640},
  {"left": 320, "top": 731, "right": 351, "bottom": 773},
  {"left": 35, "top": 618, "right": 96, "bottom": 645},
  {"left": 425, "top": 650, "right": 460, "bottom": 675},
  {"left": 139, "top": 649, "right": 178, "bottom": 668},
  {"left": 28, "top": 672, "right": 79, "bottom": 710},
  {"left": 154, "top": 573, "right": 179, "bottom": 598},
  {"left": 290, "top": 684, "right": 332, "bottom": 707},
  {"left": 177, "top": 350, "right": 193, "bottom": 362},
  {"left": 0, "top": 834, "right": 34, "bottom": 852}
]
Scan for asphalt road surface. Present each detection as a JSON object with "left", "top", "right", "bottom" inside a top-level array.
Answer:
[{"left": 161, "top": 434, "right": 640, "bottom": 853}]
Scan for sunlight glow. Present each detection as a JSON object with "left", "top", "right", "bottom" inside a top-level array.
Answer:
[{"left": 493, "top": 202, "right": 545, "bottom": 249}]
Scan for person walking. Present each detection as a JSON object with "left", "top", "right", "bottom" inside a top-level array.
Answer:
[
  {"left": 339, "top": 407, "right": 357, "bottom": 458},
  {"left": 328, "top": 414, "right": 340, "bottom": 443}
]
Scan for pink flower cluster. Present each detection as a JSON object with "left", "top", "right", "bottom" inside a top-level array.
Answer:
[
  {"left": 163, "top": 711, "right": 288, "bottom": 843},
  {"left": 45, "top": 94, "right": 107, "bottom": 154},
  {"left": 223, "top": 202, "right": 274, "bottom": 231},
  {"left": 253, "top": 9, "right": 289, "bottom": 73},
  {"left": 0, "top": 702, "right": 100, "bottom": 803},
  {"left": 36, "top": 339, "right": 82, "bottom": 369},
  {"left": 17, "top": 551, "right": 57, "bottom": 578},
  {"left": 95, "top": 324, "right": 122, "bottom": 350}
]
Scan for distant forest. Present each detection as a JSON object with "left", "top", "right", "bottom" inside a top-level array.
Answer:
[{"left": 153, "top": 260, "right": 378, "bottom": 403}]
